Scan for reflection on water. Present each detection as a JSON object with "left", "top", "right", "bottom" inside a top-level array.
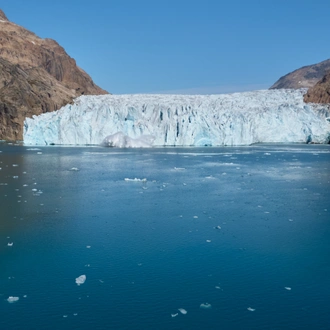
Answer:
[{"left": 0, "top": 143, "right": 329, "bottom": 330}]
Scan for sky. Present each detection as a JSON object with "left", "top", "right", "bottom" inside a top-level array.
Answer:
[{"left": 2, "top": 0, "right": 330, "bottom": 94}]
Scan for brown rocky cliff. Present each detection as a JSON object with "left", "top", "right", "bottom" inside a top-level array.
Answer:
[
  {"left": 304, "top": 72, "right": 330, "bottom": 104},
  {"left": 0, "top": 10, "right": 108, "bottom": 141}
]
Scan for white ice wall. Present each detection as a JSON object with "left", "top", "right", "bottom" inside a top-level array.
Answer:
[{"left": 23, "top": 89, "right": 330, "bottom": 146}]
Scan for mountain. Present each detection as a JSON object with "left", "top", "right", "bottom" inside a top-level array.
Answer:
[
  {"left": 0, "top": 9, "right": 108, "bottom": 141},
  {"left": 304, "top": 72, "right": 330, "bottom": 104},
  {"left": 24, "top": 90, "right": 330, "bottom": 146},
  {"left": 270, "top": 59, "right": 330, "bottom": 89}
]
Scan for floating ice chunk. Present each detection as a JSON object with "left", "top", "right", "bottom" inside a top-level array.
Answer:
[
  {"left": 23, "top": 295, "right": 27, "bottom": 298},
  {"left": 70, "top": 167, "right": 79, "bottom": 171},
  {"left": 214, "top": 226, "right": 221, "bottom": 230},
  {"left": 206, "top": 240, "right": 211, "bottom": 243},
  {"left": 284, "top": 287, "right": 292, "bottom": 291},
  {"left": 73, "top": 313, "right": 78, "bottom": 316},
  {"left": 200, "top": 303, "right": 212, "bottom": 309},
  {"left": 13, "top": 176, "right": 18, "bottom": 179},
  {"left": 7, "top": 242, "right": 13, "bottom": 246},
  {"left": 247, "top": 307, "right": 255, "bottom": 311},
  {"left": 63, "top": 315, "right": 68, "bottom": 318},
  {"left": 178, "top": 308, "right": 187, "bottom": 315},
  {"left": 7, "top": 296, "right": 19, "bottom": 303},
  {"left": 12, "top": 164, "right": 19, "bottom": 167},
  {"left": 124, "top": 178, "right": 147, "bottom": 182},
  {"left": 37, "top": 152, "right": 42, "bottom": 154},
  {"left": 193, "top": 216, "right": 198, "bottom": 219},
  {"left": 288, "top": 219, "right": 294, "bottom": 222},
  {"left": 86, "top": 246, "right": 91, "bottom": 248},
  {"left": 75, "top": 275, "right": 86, "bottom": 286},
  {"left": 264, "top": 153, "right": 271, "bottom": 155},
  {"left": 174, "top": 167, "right": 185, "bottom": 170},
  {"left": 171, "top": 313, "right": 178, "bottom": 317},
  {"left": 215, "top": 286, "right": 221, "bottom": 290}
]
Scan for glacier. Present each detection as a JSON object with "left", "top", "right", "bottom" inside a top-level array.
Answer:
[{"left": 23, "top": 89, "right": 330, "bottom": 146}]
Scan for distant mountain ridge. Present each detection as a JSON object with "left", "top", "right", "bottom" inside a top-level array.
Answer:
[
  {"left": 0, "top": 9, "right": 108, "bottom": 141},
  {"left": 270, "top": 59, "right": 330, "bottom": 90}
]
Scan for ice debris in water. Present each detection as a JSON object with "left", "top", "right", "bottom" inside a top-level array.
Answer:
[
  {"left": 75, "top": 275, "right": 86, "bottom": 286},
  {"left": 7, "top": 296, "right": 19, "bottom": 303},
  {"left": 86, "top": 246, "right": 91, "bottom": 248},
  {"left": 200, "top": 303, "right": 212, "bottom": 309},
  {"left": 214, "top": 226, "right": 221, "bottom": 230},
  {"left": 7, "top": 242, "right": 13, "bottom": 246},
  {"left": 178, "top": 308, "right": 187, "bottom": 315},
  {"left": 124, "top": 178, "right": 147, "bottom": 182},
  {"left": 285, "top": 287, "right": 292, "bottom": 291},
  {"left": 206, "top": 240, "right": 211, "bottom": 243},
  {"left": 171, "top": 313, "right": 178, "bottom": 318},
  {"left": 70, "top": 167, "right": 79, "bottom": 171},
  {"left": 247, "top": 307, "right": 256, "bottom": 312}
]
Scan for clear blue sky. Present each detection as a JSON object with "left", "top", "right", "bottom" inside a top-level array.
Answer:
[{"left": 2, "top": 0, "right": 330, "bottom": 94}]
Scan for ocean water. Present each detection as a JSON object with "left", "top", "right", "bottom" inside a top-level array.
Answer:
[{"left": 0, "top": 143, "right": 329, "bottom": 330}]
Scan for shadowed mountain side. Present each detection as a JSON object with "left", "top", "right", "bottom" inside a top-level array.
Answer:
[
  {"left": 304, "top": 72, "right": 330, "bottom": 104},
  {"left": 0, "top": 9, "right": 108, "bottom": 141}
]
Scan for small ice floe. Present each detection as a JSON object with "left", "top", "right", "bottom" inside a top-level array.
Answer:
[
  {"left": 178, "top": 308, "right": 187, "bottom": 315},
  {"left": 23, "top": 295, "right": 27, "bottom": 298},
  {"left": 63, "top": 315, "right": 68, "bottom": 318},
  {"left": 37, "top": 152, "right": 43, "bottom": 155},
  {"left": 214, "top": 226, "right": 221, "bottom": 230},
  {"left": 215, "top": 286, "right": 222, "bottom": 290},
  {"left": 86, "top": 245, "right": 91, "bottom": 248},
  {"left": 7, "top": 242, "right": 13, "bottom": 246},
  {"left": 288, "top": 219, "right": 294, "bottom": 222},
  {"left": 124, "top": 178, "right": 147, "bottom": 182},
  {"left": 7, "top": 296, "right": 19, "bottom": 303},
  {"left": 264, "top": 153, "right": 271, "bottom": 156},
  {"left": 70, "top": 167, "right": 79, "bottom": 171},
  {"left": 284, "top": 287, "right": 292, "bottom": 291},
  {"left": 171, "top": 313, "right": 178, "bottom": 318},
  {"left": 247, "top": 307, "right": 255, "bottom": 312},
  {"left": 137, "top": 263, "right": 143, "bottom": 266},
  {"left": 200, "top": 303, "right": 212, "bottom": 309},
  {"left": 75, "top": 275, "right": 86, "bottom": 286},
  {"left": 174, "top": 167, "right": 185, "bottom": 170},
  {"left": 206, "top": 240, "right": 211, "bottom": 243},
  {"left": 13, "top": 176, "right": 18, "bottom": 179},
  {"left": 99, "top": 279, "right": 104, "bottom": 283},
  {"left": 12, "top": 164, "right": 19, "bottom": 167},
  {"left": 193, "top": 216, "right": 198, "bottom": 219}
]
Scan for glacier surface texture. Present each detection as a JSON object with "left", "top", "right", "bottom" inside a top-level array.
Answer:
[{"left": 23, "top": 89, "right": 330, "bottom": 146}]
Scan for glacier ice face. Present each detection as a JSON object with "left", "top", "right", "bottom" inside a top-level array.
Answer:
[{"left": 23, "top": 89, "right": 330, "bottom": 146}]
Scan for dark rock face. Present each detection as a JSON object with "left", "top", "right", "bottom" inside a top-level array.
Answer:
[
  {"left": 0, "top": 9, "right": 108, "bottom": 141},
  {"left": 270, "top": 59, "right": 330, "bottom": 89},
  {"left": 304, "top": 72, "right": 330, "bottom": 104}
]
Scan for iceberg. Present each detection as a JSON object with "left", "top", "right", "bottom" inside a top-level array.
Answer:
[
  {"left": 75, "top": 275, "right": 86, "bottom": 286},
  {"left": 23, "top": 89, "right": 330, "bottom": 146}
]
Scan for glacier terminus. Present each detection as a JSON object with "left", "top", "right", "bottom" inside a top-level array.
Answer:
[{"left": 23, "top": 89, "right": 330, "bottom": 146}]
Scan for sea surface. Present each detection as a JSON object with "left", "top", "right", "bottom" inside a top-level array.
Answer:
[{"left": 0, "top": 143, "right": 329, "bottom": 330}]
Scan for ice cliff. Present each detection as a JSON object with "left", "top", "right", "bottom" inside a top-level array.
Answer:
[{"left": 23, "top": 89, "right": 330, "bottom": 146}]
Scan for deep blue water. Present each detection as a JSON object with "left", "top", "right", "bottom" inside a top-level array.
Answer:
[{"left": 0, "top": 143, "right": 329, "bottom": 330}]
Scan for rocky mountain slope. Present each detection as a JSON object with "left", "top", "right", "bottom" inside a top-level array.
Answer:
[
  {"left": 270, "top": 59, "right": 330, "bottom": 90},
  {"left": 304, "top": 72, "right": 330, "bottom": 104},
  {"left": 0, "top": 9, "right": 108, "bottom": 141}
]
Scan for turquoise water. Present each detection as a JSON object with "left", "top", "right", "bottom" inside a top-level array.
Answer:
[{"left": 1, "top": 144, "right": 329, "bottom": 329}]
